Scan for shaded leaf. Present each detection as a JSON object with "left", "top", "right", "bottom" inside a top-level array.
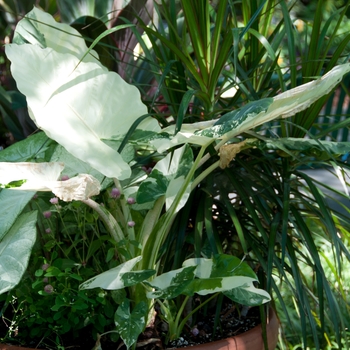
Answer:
[
  {"left": 0, "top": 190, "right": 35, "bottom": 241},
  {"left": 0, "top": 211, "right": 37, "bottom": 294},
  {"left": 114, "top": 299, "right": 147, "bottom": 349}
]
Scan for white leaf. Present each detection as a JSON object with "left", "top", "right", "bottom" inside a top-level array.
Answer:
[
  {"left": 79, "top": 256, "right": 142, "bottom": 290},
  {"left": 0, "top": 162, "right": 101, "bottom": 201},
  {"left": 49, "top": 174, "right": 101, "bottom": 201},
  {"left": 13, "top": 7, "right": 101, "bottom": 65},
  {"left": 5, "top": 44, "right": 154, "bottom": 179},
  {"left": 0, "top": 162, "right": 64, "bottom": 184}
]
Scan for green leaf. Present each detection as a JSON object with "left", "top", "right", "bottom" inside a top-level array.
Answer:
[
  {"left": 49, "top": 144, "right": 106, "bottom": 186},
  {"left": 79, "top": 257, "right": 154, "bottom": 290},
  {"left": 0, "top": 190, "right": 35, "bottom": 240},
  {"left": 0, "top": 132, "right": 53, "bottom": 162},
  {"left": 224, "top": 284, "right": 272, "bottom": 306},
  {"left": 248, "top": 138, "right": 350, "bottom": 159},
  {"left": 210, "top": 254, "right": 257, "bottom": 279},
  {"left": 114, "top": 299, "right": 147, "bottom": 349},
  {"left": 180, "top": 256, "right": 271, "bottom": 301},
  {"left": 145, "top": 266, "right": 197, "bottom": 299},
  {"left": 137, "top": 144, "right": 193, "bottom": 211},
  {"left": 0, "top": 211, "right": 38, "bottom": 294},
  {"left": 136, "top": 169, "right": 169, "bottom": 204},
  {"left": 120, "top": 270, "right": 156, "bottom": 287}
]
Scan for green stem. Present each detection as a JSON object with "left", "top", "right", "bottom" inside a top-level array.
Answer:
[
  {"left": 139, "top": 196, "right": 165, "bottom": 245},
  {"left": 175, "top": 293, "right": 219, "bottom": 340},
  {"left": 81, "top": 198, "right": 126, "bottom": 260},
  {"left": 192, "top": 160, "right": 220, "bottom": 190},
  {"left": 141, "top": 143, "right": 211, "bottom": 272},
  {"left": 113, "top": 177, "right": 135, "bottom": 256}
]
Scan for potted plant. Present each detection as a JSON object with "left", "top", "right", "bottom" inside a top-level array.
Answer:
[{"left": 1, "top": 2, "right": 350, "bottom": 349}]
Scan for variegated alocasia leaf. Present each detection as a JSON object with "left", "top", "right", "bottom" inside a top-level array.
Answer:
[
  {"left": 79, "top": 256, "right": 155, "bottom": 290},
  {"left": 137, "top": 144, "right": 193, "bottom": 212},
  {"left": 146, "top": 255, "right": 271, "bottom": 305},
  {"left": 145, "top": 266, "right": 197, "bottom": 299},
  {"left": 5, "top": 43, "right": 157, "bottom": 180},
  {"left": 183, "top": 63, "right": 350, "bottom": 141},
  {"left": 0, "top": 211, "right": 37, "bottom": 295},
  {"left": 0, "top": 162, "right": 101, "bottom": 201},
  {"left": 247, "top": 138, "right": 350, "bottom": 159},
  {"left": 114, "top": 299, "right": 147, "bottom": 350}
]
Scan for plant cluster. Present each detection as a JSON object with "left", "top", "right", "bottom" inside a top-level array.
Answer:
[{"left": 0, "top": 1, "right": 350, "bottom": 350}]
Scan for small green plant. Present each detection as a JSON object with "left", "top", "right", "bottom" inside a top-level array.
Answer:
[{"left": 0, "top": 191, "right": 119, "bottom": 348}]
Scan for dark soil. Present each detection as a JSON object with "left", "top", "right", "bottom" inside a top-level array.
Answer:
[{"left": 1, "top": 304, "right": 262, "bottom": 350}]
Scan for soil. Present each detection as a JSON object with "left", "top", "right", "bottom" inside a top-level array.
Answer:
[{"left": 0, "top": 304, "right": 263, "bottom": 350}]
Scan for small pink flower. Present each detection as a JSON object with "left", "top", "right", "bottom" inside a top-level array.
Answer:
[
  {"left": 50, "top": 197, "right": 58, "bottom": 204},
  {"left": 44, "top": 284, "right": 54, "bottom": 294},
  {"left": 127, "top": 197, "right": 136, "bottom": 205},
  {"left": 43, "top": 211, "right": 52, "bottom": 219},
  {"left": 61, "top": 175, "right": 70, "bottom": 181},
  {"left": 127, "top": 221, "right": 135, "bottom": 227},
  {"left": 42, "top": 277, "right": 48, "bottom": 283},
  {"left": 110, "top": 187, "right": 121, "bottom": 199},
  {"left": 45, "top": 228, "right": 51, "bottom": 234},
  {"left": 42, "top": 264, "right": 50, "bottom": 271}
]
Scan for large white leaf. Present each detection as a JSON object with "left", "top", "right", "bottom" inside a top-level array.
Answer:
[
  {"left": 5, "top": 44, "right": 153, "bottom": 179},
  {"left": 0, "top": 162, "right": 64, "bottom": 185},
  {"left": 13, "top": 7, "right": 101, "bottom": 65},
  {"left": 0, "top": 162, "right": 101, "bottom": 201},
  {"left": 0, "top": 211, "right": 37, "bottom": 294}
]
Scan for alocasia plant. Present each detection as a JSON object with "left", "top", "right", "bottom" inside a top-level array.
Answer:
[{"left": 2, "top": 7, "right": 350, "bottom": 349}]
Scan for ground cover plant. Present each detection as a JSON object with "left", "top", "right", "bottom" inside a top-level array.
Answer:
[{"left": 0, "top": 1, "right": 350, "bottom": 349}]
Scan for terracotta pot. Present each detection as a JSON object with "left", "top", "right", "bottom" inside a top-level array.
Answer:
[
  {"left": 167, "top": 308, "right": 279, "bottom": 350},
  {"left": 0, "top": 309, "right": 279, "bottom": 350}
]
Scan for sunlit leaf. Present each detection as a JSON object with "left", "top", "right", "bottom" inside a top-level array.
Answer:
[
  {"left": 5, "top": 43, "right": 153, "bottom": 179},
  {"left": 80, "top": 256, "right": 152, "bottom": 290},
  {"left": 195, "top": 63, "right": 350, "bottom": 140},
  {"left": 13, "top": 7, "right": 101, "bottom": 64}
]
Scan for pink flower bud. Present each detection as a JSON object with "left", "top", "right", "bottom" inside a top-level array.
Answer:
[
  {"left": 110, "top": 187, "right": 121, "bottom": 199},
  {"left": 128, "top": 221, "right": 135, "bottom": 227},
  {"left": 61, "top": 175, "right": 70, "bottom": 181},
  {"left": 45, "top": 228, "right": 51, "bottom": 234},
  {"left": 44, "top": 284, "right": 54, "bottom": 294},
  {"left": 50, "top": 197, "right": 58, "bottom": 204},
  {"left": 127, "top": 197, "right": 136, "bottom": 204},
  {"left": 43, "top": 211, "right": 52, "bottom": 219}
]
